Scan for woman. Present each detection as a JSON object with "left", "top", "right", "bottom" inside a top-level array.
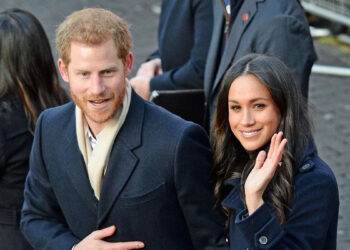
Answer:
[
  {"left": 0, "top": 9, "right": 69, "bottom": 249},
  {"left": 211, "top": 54, "right": 338, "bottom": 249}
]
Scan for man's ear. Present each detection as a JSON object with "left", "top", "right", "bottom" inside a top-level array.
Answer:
[
  {"left": 124, "top": 52, "right": 133, "bottom": 77},
  {"left": 58, "top": 59, "right": 69, "bottom": 83}
]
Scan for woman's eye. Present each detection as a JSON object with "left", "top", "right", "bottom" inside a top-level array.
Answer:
[
  {"left": 230, "top": 105, "right": 241, "bottom": 111},
  {"left": 254, "top": 104, "right": 266, "bottom": 109}
]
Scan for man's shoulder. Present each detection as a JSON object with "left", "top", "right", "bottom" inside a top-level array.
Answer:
[
  {"left": 40, "top": 101, "right": 75, "bottom": 125},
  {"left": 141, "top": 100, "right": 209, "bottom": 149},
  {"left": 143, "top": 100, "right": 203, "bottom": 133},
  {"left": 256, "top": 0, "right": 306, "bottom": 19}
]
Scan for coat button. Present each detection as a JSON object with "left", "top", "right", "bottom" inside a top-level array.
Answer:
[
  {"left": 302, "top": 163, "right": 310, "bottom": 170},
  {"left": 259, "top": 235, "right": 268, "bottom": 245}
]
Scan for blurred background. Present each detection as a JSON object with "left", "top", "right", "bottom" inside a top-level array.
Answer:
[{"left": 1, "top": 0, "right": 349, "bottom": 248}]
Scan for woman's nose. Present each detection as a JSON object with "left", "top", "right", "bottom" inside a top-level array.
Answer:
[{"left": 241, "top": 109, "right": 254, "bottom": 125}]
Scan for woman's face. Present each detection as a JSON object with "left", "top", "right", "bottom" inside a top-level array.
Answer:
[{"left": 228, "top": 74, "right": 280, "bottom": 151}]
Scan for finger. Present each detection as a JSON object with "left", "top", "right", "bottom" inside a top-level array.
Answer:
[
  {"left": 271, "top": 138, "right": 287, "bottom": 168},
  {"left": 273, "top": 132, "right": 283, "bottom": 157},
  {"left": 93, "top": 225, "right": 116, "bottom": 240},
  {"left": 112, "top": 241, "right": 145, "bottom": 249},
  {"left": 277, "top": 138, "right": 288, "bottom": 161},
  {"left": 254, "top": 150, "right": 266, "bottom": 169},
  {"left": 137, "top": 64, "right": 154, "bottom": 77},
  {"left": 267, "top": 133, "right": 277, "bottom": 159},
  {"left": 136, "top": 65, "right": 147, "bottom": 76}
]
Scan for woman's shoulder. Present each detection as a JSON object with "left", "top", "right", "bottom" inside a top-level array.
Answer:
[
  {"left": 296, "top": 155, "right": 336, "bottom": 180},
  {"left": 0, "top": 94, "right": 27, "bottom": 130},
  {"left": 293, "top": 155, "right": 338, "bottom": 197},
  {"left": 0, "top": 94, "right": 21, "bottom": 112}
]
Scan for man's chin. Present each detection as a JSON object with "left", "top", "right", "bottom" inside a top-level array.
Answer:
[{"left": 85, "top": 111, "right": 114, "bottom": 124}]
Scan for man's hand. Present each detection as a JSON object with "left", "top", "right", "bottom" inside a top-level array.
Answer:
[
  {"left": 129, "top": 76, "right": 151, "bottom": 100},
  {"left": 74, "top": 225, "right": 145, "bottom": 250},
  {"left": 137, "top": 58, "right": 162, "bottom": 77}
]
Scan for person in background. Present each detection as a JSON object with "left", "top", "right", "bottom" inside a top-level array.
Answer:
[
  {"left": 130, "top": 0, "right": 213, "bottom": 100},
  {"left": 204, "top": 0, "right": 317, "bottom": 128},
  {"left": 20, "top": 8, "right": 228, "bottom": 250},
  {"left": 0, "top": 8, "right": 69, "bottom": 250},
  {"left": 211, "top": 54, "right": 338, "bottom": 249}
]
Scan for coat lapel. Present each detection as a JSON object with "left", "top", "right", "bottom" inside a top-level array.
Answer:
[
  {"left": 211, "top": 0, "right": 260, "bottom": 96},
  {"left": 221, "top": 178, "right": 245, "bottom": 211},
  {"left": 62, "top": 108, "right": 98, "bottom": 214},
  {"left": 97, "top": 91, "right": 144, "bottom": 225},
  {"left": 204, "top": 0, "right": 224, "bottom": 98}
]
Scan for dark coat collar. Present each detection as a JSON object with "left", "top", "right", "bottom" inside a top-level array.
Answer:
[
  {"left": 221, "top": 178, "right": 245, "bottom": 211},
  {"left": 60, "top": 90, "right": 145, "bottom": 223},
  {"left": 221, "top": 138, "right": 318, "bottom": 210}
]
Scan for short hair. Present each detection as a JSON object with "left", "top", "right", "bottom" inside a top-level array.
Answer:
[{"left": 56, "top": 8, "right": 132, "bottom": 65}]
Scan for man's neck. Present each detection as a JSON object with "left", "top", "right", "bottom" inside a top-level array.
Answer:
[{"left": 85, "top": 116, "right": 107, "bottom": 138}]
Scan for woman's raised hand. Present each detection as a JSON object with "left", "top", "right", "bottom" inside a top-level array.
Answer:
[{"left": 244, "top": 132, "right": 287, "bottom": 215}]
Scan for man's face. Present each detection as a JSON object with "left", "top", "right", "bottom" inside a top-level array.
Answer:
[{"left": 58, "top": 39, "right": 133, "bottom": 133}]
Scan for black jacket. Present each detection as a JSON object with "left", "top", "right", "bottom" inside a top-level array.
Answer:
[{"left": 0, "top": 94, "right": 32, "bottom": 250}]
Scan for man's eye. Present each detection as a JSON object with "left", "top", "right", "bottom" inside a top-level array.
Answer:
[
  {"left": 81, "top": 72, "right": 88, "bottom": 77},
  {"left": 103, "top": 70, "right": 113, "bottom": 76}
]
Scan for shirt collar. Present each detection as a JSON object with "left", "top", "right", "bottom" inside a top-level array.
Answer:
[{"left": 87, "top": 127, "right": 98, "bottom": 150}]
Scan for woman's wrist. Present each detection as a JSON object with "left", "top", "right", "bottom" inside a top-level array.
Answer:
[{"left": 245, "top": 195, "right": 264, "bottom": 215}]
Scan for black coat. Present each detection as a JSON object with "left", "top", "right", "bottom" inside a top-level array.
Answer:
[{"left": 0, "top": 94, "right": 32, "bottom": 250}]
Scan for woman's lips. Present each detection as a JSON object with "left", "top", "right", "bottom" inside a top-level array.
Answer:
[{"left": 240, "top": 129, "right": 261, "bottom": 138}]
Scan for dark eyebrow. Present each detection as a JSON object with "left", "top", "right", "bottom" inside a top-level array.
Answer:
[
  {"left": 251, "top": 97, "right": 270, "bottom": 102},
  {"left": 228, "top": 97, "right": 270, "bottom": 103},
  {"left": 228, "top": 100, "right": 239, "bottom": 103}
]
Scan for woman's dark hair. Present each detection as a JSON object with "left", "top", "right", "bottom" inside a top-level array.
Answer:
[
  {"left": 210, "top": 54, "right": 312, "bottom": 227},
  {"left": 0, "top": 8, "right": 69, "bottom": 132}
]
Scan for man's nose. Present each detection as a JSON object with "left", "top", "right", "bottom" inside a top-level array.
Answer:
[{"left": 90, "top": 75, "right": 105, "bottom": 95}]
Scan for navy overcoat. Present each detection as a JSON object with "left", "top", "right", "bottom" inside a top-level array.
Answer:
[
  {"left": 222, "top": 145, "right": 339, "bottom": 249},
  {"left": 21, "top": 91, "right": 228, "bottom": 250}
]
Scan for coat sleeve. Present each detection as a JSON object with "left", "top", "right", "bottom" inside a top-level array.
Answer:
[
  {"left": 174, "top": 123, "right": 229, "bottom": 250},
  {"left": 232, "top": 164, "right": 339, "bottom": 249},
  {"left": 20, "top": 111, "right": 80, "bottom": 250},
  {"left": 252, "top": 15, "right": 317, "bottom": 99},
  {"left": 150, "top": 0, "right": 213, "bottom": 91},
  {"left": 0, "top": 124, "right": 5, "bottom": 176},
  {"left": 146, "top": 49, "right": 160, "bottom": 61}
]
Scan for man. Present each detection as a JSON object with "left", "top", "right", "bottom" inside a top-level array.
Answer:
[
  {"left": 20, "top": 8, "right": 227, "bottom": 250},
  {"left": 204, "top": 0, "right": 317, "bottom": 128},
  {"left": 130, "top": 0, "right": 213, "bottom": 100}
]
